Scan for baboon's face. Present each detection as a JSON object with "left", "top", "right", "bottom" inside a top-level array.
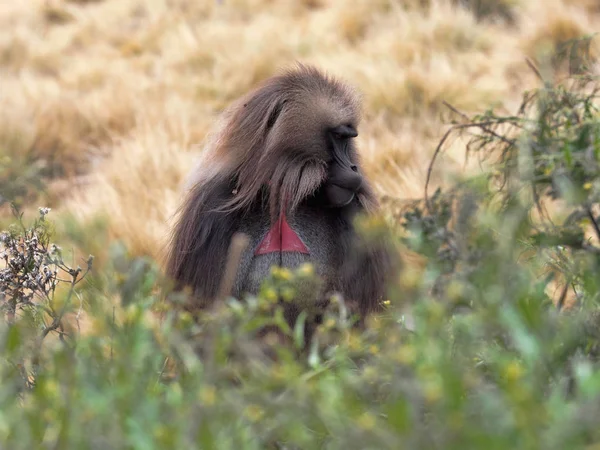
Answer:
[
  {"left": 255, "top": 71, "right": 363, "bottom": 210},
  {"left": 274, "top": 99, "right": 362, "bottom": 208},
  {"left": 322, "top": 123, "right": 362, "bottom": 207}
]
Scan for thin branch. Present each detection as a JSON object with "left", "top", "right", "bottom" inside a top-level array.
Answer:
[
  {"left": 443, "top": 101, "right": 517, "bottom": 147},
  {"left": 425, "top": 126, "right": 456, "bottom": 212},
  {"left": 110, "top": 305, "right": 115, "bottom": 362},
  {"left": 425, "top": 121, "right": 510, "bottom": 211},
  {"left": 39, "top": 269, "right": 81, "bottom": 341},
  {"left": 526, "top": 57, "right": 545, "bottom": 83},
  {"left": 587, "top": 206, "right": 600, "bottom": 243},
  {"left": 557, "top": 280, "right": 570, "bottom": 311}
]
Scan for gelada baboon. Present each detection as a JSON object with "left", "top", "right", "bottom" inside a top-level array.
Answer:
[{"left": 166, "top": 64, "right": 397, "bottom": 328}]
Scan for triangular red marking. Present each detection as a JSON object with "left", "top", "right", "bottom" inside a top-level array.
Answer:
[{"left": 255, "top": 214, "right": 310, "bottom": 255}]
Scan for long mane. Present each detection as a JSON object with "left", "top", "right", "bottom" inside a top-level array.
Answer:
[{"left": 165, "top": 64, "right": 380, "bottom": 303}]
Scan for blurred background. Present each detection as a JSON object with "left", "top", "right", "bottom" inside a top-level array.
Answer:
[{"left": 1, "top": 0, "right": 599, "bottom": 264}]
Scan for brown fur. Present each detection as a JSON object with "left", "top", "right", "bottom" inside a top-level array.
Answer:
[{"left": 166, "top": 64, "right": 397, "bottom": 323}]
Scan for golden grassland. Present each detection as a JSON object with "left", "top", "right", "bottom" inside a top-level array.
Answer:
[{"left": 1, "top": 0, "right": 600, "bottom": 265}]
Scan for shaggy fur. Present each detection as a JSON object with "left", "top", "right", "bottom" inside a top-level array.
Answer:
[{"left": 166, "top": 64, "right": 397, "bottom": 323}]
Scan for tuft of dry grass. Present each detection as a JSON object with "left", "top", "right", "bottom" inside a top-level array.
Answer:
[
  {"left": 42, "top": 3, "right": 76, "bottom": 25},
  {"left": 1, "top": 0, "right": 600, "bottom": 265},
  {"left": 454, "top": 0, "right": 518, "bottom": 24},
  {"left": 63, "top": 122, "right": 198, "bottom": 261}
]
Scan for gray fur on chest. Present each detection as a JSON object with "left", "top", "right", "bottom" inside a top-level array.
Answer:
[{"left": 232, "top": 207, "right": 341, "bottom": 301}]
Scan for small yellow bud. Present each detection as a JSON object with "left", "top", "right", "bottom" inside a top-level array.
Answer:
[
  {"left": 281, "top": 287, "right": 296, "bottom": 301},
  {"left": 263, "top": 288, "right": 278, "bottom": 302},
  {"left": 278, "top": 268, "right": 293, "bottom": 281},
  {"left": 504, "top": 360, "right": 523, "bottom": 382},
  {"left": 427, "top": 301, "right": 445, "bottom": 322},
  {"left": 357, "top": 412, "right": 376, "bottom": 430},
  {"left": 395, "top": 345, "right": 416, "bottom": 364},
  {"left": 199, "top": 386, "right": 217, "bottom": 406},
  {"left": 424, "top": 380, "right": 443, "bottom": 404},
  {"left": 297, "top": 263, "right": 314, "bottom": 277},
  {"left": 324, "top": 318, "right": 336, "bottom": 329},
  {"left": 178, "top": 311, "right": 192, "bottom": 324},
  {"left": 153, "top": 425, "right": 168, "bottom": 440},
  {"left": 446, "top": 280, "right": 465, "bottom": 302},
  {"left": 584, "top": 182, "right": 593, "bottom": 190},
  {"left": 143, "top": 310, "right": 158, "bottom": 328},
  {"left": 363, "top": 366, "right": 377, "bottom": 381},
  {"left": 399, "top": 267, "right": 421, "bottom": 289},
  {"left": 346, "top": 332, "right": 362, "bottom": 351},
  {"left": 44, "top": 379, "right": 59, "bottom": 398},
  {"left": 259, "top": 300, "right": 271, "bottom": 311},
  {"left": 244, "top": 404, "right": 265, "bottom": 422},
  {"left": 124, "top": 303, "right": 140, "bottom": 322},
  {"left": 271, "top": 364, "right": 286, "bottom": 381}
]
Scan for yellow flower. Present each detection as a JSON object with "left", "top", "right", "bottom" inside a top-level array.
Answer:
[
  {"left": 297, "top": 263, "right": 314, "bottom": 277},
  {"left": 281, "top": 287, "right": 296, "bottom": 301},
  {"left": 400, "top": 267, "right": 421, "bottom": 289},
  {"left": 199, "top": 386, "right": 216, "bottom": 406},
  {"left": 357, "top": 412, "right": 376, "bottom": 430},
  {"left": 346, "top": 332, "right": 362, "bottom": 351},
  {"left": 178, "top": 311, "right": 193, "bottom": 325},
  {"left": 324, "top": 318, "right": 336, "bottom": 329},
  {"left": 153, "top": 425, "right": 168, "bottom": 440},
  {"left": 446, "top": 280, "right": 464, "bottom": 302},
  {"left": 395, "top": 345, "right": 416, "bottom": 364},
  {"left": 124, "top": 303, "right": 140, "bottom": 322},
  {"left": 263, "top": 288, "right": 278, "bottom": 302},
  {"left": 143, "top": 310, "right": 159, "bottom": 328},
  {"left": 424, "top": 380, "right": 443, "bottom": 404},
  {"left": 271, "top": 364, "right": 286, "bottom": 381},
  {"left": 244, "top": 404, "right": 265, "bottom": 422},
  {"left": 504, "top": 360, "right": 523, "bottom": 382},
  {"left": 363, "top": 366, "right": 377, "bottom": 381},
  {"left": 369, "top": 344, "right": 379, "bottom": 355},
  {"left": 584, "top": 182, "right": 593, "bottom": 190},
  {"left": 277, "top": 267, "right": 293, "bottom": 281},
  {"left": 427, "top": 301, "right": 445, "bottom": 323},
  {"left": 44, "top": 379, "right": 59, "bottom": 398}
]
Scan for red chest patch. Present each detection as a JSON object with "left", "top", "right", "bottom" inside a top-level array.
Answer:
[{"left": 255, "top": 214, "right": 310, "bottom": 255}]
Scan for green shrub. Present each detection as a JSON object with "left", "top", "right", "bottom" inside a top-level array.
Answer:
[{"left": 3, "top": 72, "right": 600, "bottom": 449}]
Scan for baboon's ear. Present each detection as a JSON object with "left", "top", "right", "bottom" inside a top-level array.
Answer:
[{"left": 266, "top": 99, "right": 287, "bottom": 130}]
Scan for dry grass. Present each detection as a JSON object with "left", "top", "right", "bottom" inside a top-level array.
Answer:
[{"left": 1, "top": 0, "right": 600, "bottom": 265}]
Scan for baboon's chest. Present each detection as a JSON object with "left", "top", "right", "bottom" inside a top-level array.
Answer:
[{"left": 233, "top": 207, "right": 341, "bottom": 299}]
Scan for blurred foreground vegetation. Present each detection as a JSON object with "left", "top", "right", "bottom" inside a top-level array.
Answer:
[{"left": 4, "top": 71, "right": 600, "bottom": 449}]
